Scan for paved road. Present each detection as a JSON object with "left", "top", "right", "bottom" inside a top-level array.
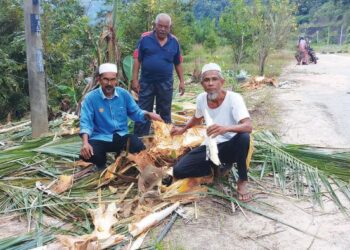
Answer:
[{"left": 277, "top": 53, "right": 350, "bottom": 148}]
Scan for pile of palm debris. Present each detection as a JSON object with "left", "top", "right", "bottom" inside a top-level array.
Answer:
[
  {"left": 241, "top": 76, "right": 278, "bottom": 90},
  {"left": 0, "top": 113, "right": 216, "bottom": 250},
  {"left": 1, "top": 103, "right": 350, "bottom": 250}
]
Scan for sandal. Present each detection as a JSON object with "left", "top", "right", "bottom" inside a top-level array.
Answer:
[{"left": 237, "top": 192, "right": 253, "bottom": 202}]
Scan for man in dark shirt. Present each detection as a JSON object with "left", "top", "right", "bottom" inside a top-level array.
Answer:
[
  {"left": 132, "top": 13, "right": 185, "bottom": 136},
  {"left": 79, "top": 63, "right": 162, "bottom": 169}
]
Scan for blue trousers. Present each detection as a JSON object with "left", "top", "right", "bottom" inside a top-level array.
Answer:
[
  {"left": 80, "top": 133, "right": 145, "bottom": 169},
  {"left": 134, "top": 80, "right": 173, "bottom": 136},
  {"left": 173, "top": 133, "right": 250, "bottom": 180}
]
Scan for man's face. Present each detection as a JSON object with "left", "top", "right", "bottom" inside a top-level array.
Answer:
[
  {"left": 201, "top": 71, "right": 224, "bottom": 101},
  {"left": 155, "top": 18, "right": 171, "bottom": 40},
  {"left": 100, "top": 72, "right": 118, "bottom": 97}
]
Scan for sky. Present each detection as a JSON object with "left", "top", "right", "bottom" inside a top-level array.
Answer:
[{"left": 80, "top": 0, "right": 109, "bottom": 23}]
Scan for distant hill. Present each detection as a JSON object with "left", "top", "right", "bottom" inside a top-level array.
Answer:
[{"left": 295, "top": 0, "right": 350, "bottom": 45}]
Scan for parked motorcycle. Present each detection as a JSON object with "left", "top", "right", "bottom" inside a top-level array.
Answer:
[{"left": 308, "top": 47, "right": 318, "bottom": 64}]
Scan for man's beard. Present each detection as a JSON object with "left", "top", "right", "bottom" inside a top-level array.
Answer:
[{"left": 207, "top": 92, "right": 219, "bottom": 101}]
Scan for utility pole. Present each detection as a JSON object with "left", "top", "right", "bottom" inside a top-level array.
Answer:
[{"left": 24, "top": 0, "right": 49, "bottom": 137}]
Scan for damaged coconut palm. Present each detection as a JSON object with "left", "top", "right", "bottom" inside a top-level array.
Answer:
[
  {"left": 128, "top": 202, "right": 180, "bottom": 237},
  {"left": 57, "top": 202, "right": 126, "bottom": 249},
  {"left": 151, "top": 121, "right": 206, "bottom": 158}
]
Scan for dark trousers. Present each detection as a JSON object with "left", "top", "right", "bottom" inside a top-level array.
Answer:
[
  {"left": 173, "top": 133, "right": 250, "bottom": 180},
  {"left": 80, "top": 134, "right": 145, "bottom": 169},
  {"left": 134, "top": 80, "right": 173, "bottom": 136}
]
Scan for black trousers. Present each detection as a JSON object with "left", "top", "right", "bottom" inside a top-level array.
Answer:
[
  {"left": 173, "top": 133, "right": 250, "bottom": 180},
  {"left": 134, "top": 80, "right": 173, "bottom": 136},
  {"left": 80, "top": 133, "right": 145, "bottom": 169}
]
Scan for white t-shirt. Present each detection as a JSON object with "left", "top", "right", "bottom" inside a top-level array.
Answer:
[{"left": 195, "top": 91, "right": 250, "bottom": 144}]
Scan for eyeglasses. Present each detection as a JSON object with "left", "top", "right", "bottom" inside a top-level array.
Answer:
[{"left": 101, "top": 77, "right": 117, "bottom": 84}]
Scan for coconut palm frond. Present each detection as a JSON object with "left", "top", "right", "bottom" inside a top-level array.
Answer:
[
  {"left": 284, "top": 145, "right": 350, "bottom": 181},
  {"left": 253, "top": 131, "right": 350, "bottom": 212},
  {"left": 34, "top": 136, "right": 81, "bottom": 159},
  {"left": 0, "top": 228, "right": 58, "bottom": 250}
]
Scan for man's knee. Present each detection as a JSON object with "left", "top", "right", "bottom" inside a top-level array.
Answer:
[
  {"left": 128, "top": 135, "right": 146, "bottom": 153},
  {"left": 173, "top": 164, "right": 185, "bottom": 179},
  {"left": 235, "top": 132, "right": 250, "bottom": 148}
]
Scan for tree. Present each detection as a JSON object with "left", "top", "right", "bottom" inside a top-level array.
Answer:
[
  {"left": 219, "top": 0, "right": 255, "bottom": 67},
  {"left": 252, "top": 0, "right": 296, "bottom": 75},
  {"left": 0, "top": 0, "right": 28, "bottom": 121},
  {"left": 203, "top": 20, "right": 219, "bottom": 54},
  {"left": 41, "top": 0, "right": 95, "bottom": 110}
]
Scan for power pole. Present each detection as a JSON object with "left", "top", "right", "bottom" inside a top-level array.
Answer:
[{"left": 24, "top": 0, "right": 49, "bottom": 137}]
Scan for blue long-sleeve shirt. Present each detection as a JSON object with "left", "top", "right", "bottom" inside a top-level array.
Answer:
[{"left": 80, "top": 87, "right": 146, "bottom": 142}]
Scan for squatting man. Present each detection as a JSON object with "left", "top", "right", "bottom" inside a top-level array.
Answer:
[
  {"left": 171, "top": 63, "right": 253, "bottom": 201},
  {"left": 79, "top": 63, "right": 162, "bottom": 169}
]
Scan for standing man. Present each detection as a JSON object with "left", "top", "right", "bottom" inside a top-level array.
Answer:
[
  {"left": 171, "top": 63, "right": 253, "bottom": 201},
  {"left": 80, "top": 63, "right": 162, "bottom": 169},
  {"left": 132, "top": 13, "right": 185, "bottom": 136}
]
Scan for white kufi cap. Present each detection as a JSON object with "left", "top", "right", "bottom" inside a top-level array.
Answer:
[
  {"left": 99, "top": 63, "right": 118, "bottom": 74},
  {"left": 201, "top": 63, "right": 221, "bottom": 74}
]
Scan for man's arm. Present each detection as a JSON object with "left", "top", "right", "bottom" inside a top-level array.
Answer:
[
  {"left": 79, "top": 98, "right": 95, "bottom": 160},
  {"left": 175, "top": 63, "right": 185, "bottom": 96},
  {"left": 171, "top": 115, "right": 203, "bottom": 135},
  {"left": 207, "top": 118, "right": 252, "bottom": 138},
  {"left": 132, "top": 58, "right": 141, "bottom": 93},
  {"left": 144, "top": 111, "right": 163, "bottom": 122}
]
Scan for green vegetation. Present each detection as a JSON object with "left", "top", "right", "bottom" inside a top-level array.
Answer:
[
  {"left": 0, "top": 0, "right": 299, "bottom": 122},
  {"left": 293, "top": 0, "right": 350, "bottom": 46}
]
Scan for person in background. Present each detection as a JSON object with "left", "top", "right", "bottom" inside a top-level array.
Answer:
[
  {"left": 296, "top": 37, "right": 309, "bottom": 65},
  {"left": 132, "top": 13, "right": 185, "bottom": 136}
]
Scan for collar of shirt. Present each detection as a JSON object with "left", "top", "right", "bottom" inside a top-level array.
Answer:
[
  {"left": 98, "top": 87, "right": 119, "bottom": 100},
  {"left": 151, "top": 31, "right": 173, "bottom": 46}
]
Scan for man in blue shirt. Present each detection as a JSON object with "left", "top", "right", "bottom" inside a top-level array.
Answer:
[
  {"left": 132, "top": 13, "right": 185, "bottom": 136},
  {"left": 80, "top": 63, "right": 162, "bottom": 169}
]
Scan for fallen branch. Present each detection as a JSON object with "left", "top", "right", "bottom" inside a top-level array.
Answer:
[
  {"left": 0, "top": 121, "right": 31, "bottom": 133},
  {"left": 128, "top": 202, "right": 180, "bottom": 237}
]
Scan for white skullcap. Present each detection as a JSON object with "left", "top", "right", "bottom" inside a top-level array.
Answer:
[
  {"left": 99, "top": 63, "right": 118, "bottom": 74},
  {"left": 201, "top": 63, "right": 221, "bottom": 74}
]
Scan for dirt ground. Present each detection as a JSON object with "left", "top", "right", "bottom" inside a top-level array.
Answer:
[
  {"left": 1, "top": 54, "right": 350, "bottom": 250},
  {"left": 276, "top": 54, "right": 350, "bottom": 148}
]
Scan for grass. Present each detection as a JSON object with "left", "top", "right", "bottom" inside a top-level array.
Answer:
[
  {"left": 312, "top": 43, "right": 350, "bottom": 53},
  {"left": 182, "top": 44, "right": 294, "bottom": 78}
]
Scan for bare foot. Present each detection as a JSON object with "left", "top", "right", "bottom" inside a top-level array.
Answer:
[{"left": 237, "top": 180, "right": 252, "bottom": 202}]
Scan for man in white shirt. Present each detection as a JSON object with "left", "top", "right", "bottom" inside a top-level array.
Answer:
[{"left": 171, "top": 63, "right": 253, "bottom": 201}]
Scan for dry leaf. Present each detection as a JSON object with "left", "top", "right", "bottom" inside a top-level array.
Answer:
[
  {"left": 74, "top": 160, "right": 94, "bottom": 168},
  {"left": 50, "top": 175, "right": 73, "bottom": 194}
]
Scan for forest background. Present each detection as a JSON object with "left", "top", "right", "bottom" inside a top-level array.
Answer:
[{"left": 1, "top": 0, "right": 350, "bottom": 122}]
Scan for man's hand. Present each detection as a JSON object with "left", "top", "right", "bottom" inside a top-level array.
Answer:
[
  {"left": 179, "top": 81, "right": 185, "bottom": 96},
  {"left": 145, "top": 112, "right": 163, "bottom": 122},
  {"left": 170, "top": 126, "right": 187, "bottom": 136},
  {"left": 131, "top": 79, "right": 140, "bottom": 94},
  {"left": 207, "top": 124, "right": 228, "bottom": 138},
  {"left": 80, "top": 142, "right": 94, "bottom": 160}
]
